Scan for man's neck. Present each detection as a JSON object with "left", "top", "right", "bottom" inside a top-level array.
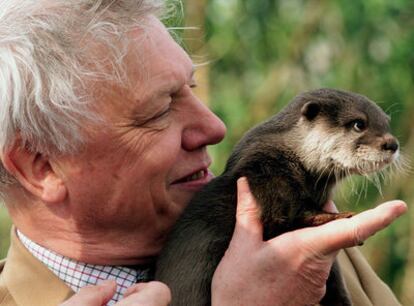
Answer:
[
  {"left": 15, "top": 222, "right": 162, "bottom": 265},
  {"left": 6, "top": 193, "right": 164, "bottom": 265}
]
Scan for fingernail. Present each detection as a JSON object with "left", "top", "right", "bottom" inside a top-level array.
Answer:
[
  {"left": 392, "top": 200, "right": 408, "bottom": 215},
  {"left": 98, "top": 280, "right": 116, "bottom": 287},
  {"left": 381, "top": 200, "right": 408, "bottom": 217},
  {"left": 237, "top": 178, "right": 251, "bottom": 205},
  {"left": 237, "top": 177, "right": 247, "bottom": 185}
]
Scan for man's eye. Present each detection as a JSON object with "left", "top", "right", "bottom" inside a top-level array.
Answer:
[
  {"left": 151, "top": 107, "right": 171, "bottom": 121},
  {"left": 132, "top": 106, "right": 171, "bottom": 127}
]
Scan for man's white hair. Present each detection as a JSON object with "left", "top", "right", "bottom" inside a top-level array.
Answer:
[{"left": 0, "top": 0, "right": 166, "bottom": 185}]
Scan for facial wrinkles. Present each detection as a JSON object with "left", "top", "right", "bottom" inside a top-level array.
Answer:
[
  {"left": 125, "top": 66, "right": 192, "bottom": 135},
  {"left": 113, "top": 19, "right": 203, "bottom": 211},
  {"left": 71, "top": 103, "right": 174, "bottom": 232},
  {"left": 103, "top": 115, "right": 184, "bottom": 231}
]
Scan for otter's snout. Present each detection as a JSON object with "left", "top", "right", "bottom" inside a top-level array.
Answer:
[{"left": 381, "top": 134, "right": 399, "bottom": 153}]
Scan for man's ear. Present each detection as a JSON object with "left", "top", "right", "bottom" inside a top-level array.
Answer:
[{"left": 1, "top": 143, "right": 67, "bottom": 204}]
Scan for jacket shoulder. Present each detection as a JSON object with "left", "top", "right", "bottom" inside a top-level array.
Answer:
[{"left": 0, "top": 259, "right": 17, "bottom": 306}]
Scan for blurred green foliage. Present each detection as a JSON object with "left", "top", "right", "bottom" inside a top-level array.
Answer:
[{"left": 0, "top": 207, "right": 11, "bottom": 259}]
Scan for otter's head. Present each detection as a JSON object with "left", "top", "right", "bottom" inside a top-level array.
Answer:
[{"left": 293, "top": 89, "right": 399, "bottom": 177}]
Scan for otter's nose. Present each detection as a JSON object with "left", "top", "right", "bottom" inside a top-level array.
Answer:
[{"left": 381, "top": 136, "right": 399, "bottom": 153}]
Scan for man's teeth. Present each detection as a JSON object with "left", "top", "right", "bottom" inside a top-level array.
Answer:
[{"left": 186, "top": 170, "right": 205, "bottom": 182}]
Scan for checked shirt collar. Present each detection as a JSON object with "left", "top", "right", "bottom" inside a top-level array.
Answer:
[{"left": 17, "top": 229, "right": 152, "bottom": 305}]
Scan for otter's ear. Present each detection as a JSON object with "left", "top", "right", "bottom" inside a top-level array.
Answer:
[{"left": 301, "top": 102, "right": 320, "bottom": 120}]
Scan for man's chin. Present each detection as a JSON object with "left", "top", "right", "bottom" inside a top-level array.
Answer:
[
  {"left": 172, "top": 191, "right": 198, "bottom": 211},
  {"left": 169, "top": 179, "right": 212, "bottom": 209}
]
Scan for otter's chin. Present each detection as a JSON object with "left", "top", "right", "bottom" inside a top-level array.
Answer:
[{"left": 348, "top": 158, "right": 395, "bottom": 175}]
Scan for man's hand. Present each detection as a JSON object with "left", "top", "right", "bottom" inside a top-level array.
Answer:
[
  {"left": 211, "top": 177, "right": 407, "bottom": 306},
  {"left": 60, "top": 280, "right": 171, "bottom": 306}
]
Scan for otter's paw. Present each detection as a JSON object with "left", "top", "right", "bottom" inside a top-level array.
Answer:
[{"left": 302, "top": 211, "right": 355, "bottom": 227}]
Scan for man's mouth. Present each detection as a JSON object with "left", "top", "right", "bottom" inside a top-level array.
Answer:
[
  {"left": 185, "top": 170, "right": 207, "bottom": 182},
  {"left": 173, "top": 169, "right": 209, "bottom": 184}
]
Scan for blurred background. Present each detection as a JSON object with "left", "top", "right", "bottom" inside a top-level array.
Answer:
[{"left": 1, "top": 0, "right": 414, "bottom": 304}]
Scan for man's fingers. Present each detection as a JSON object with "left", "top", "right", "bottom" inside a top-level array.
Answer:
[
  {"left": 60, "top": 280, "right": 116, "bottom": 306},
  {"left": 347, "top": 200, "right": 407, "bottom": 242},
  {"left": 117, "top": 281, "right": 171, "bottom": 306},
  {"left": 234, "top": 177, "right": 263, "bottom": 238},
  {"left": 123, "top": 281, "right": 169, "bottom": 298},
  {"left": 294, "top": 200, "right": 407, "bottom": 256},
  {"left": 60, "top": 281, "right": 171, "bottom": 306}
]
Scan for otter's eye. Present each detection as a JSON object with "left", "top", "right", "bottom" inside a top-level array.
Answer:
[{"left": 352, "top": 119, "right": 366, "bottom": 132}]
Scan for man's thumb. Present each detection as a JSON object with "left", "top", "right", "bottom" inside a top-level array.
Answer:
[{"left": 235, "top": 177, "right": 263, "bottom": 238}]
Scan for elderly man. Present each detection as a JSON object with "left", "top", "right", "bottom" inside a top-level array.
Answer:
[{"left": 0, "top": 0, "right": 407, "bottom": 305}]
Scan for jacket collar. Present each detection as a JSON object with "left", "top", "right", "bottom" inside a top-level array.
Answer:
[{"left": 2, "top": 227, "right": 74, "bottom": 306}]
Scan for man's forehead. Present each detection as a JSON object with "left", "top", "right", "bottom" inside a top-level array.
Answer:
[
  {"left": 128, "top": 20, "right": 194, "bottom": 77},
  {"left": 129, "top": 56, "right": 195, "bottom": 100}
]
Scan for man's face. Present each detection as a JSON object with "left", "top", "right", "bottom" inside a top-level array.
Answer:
[{"left": 56, "top": 16, "right": 226, "bottom": 259}]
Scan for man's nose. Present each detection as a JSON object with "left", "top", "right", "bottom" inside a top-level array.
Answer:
[{"left": 182, "top": 101, "right": 226, "bottom": 151}]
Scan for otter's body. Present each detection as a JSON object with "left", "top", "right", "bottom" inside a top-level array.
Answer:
[{"left": 155, "top": 89, "right": 399, "bottom": 306}]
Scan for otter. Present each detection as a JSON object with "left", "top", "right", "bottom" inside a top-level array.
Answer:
[{"left": 155, "top": 88, "right": 399, "bottom": 306}]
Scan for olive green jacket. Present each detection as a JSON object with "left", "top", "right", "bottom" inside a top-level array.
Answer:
[{"left": 0, "top": 229, "right": 401, "bottom": 306}]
